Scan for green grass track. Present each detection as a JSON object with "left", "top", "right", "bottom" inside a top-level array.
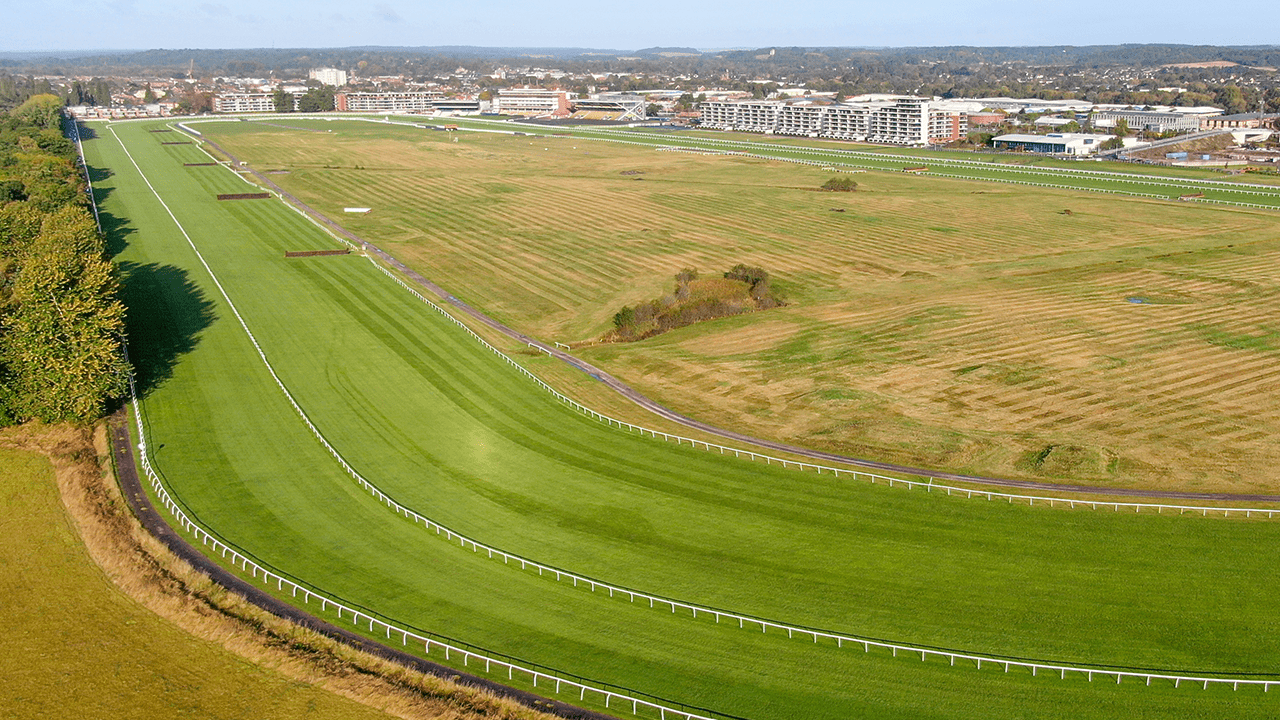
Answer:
[{"left": 83, "top": 119, "right": 1280, "bottom": 719}]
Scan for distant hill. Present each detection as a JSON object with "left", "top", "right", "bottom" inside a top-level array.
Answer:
[
  {"left": 2, "top": 43, "right": 1279, "bottom": 77},
  {"left": 635, "top": 47, "right": 703, "bottom": 57}
]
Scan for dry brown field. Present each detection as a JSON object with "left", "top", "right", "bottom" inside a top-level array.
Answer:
[{"left": 202, "top": 120, "right": 1280, "bottom": 493}]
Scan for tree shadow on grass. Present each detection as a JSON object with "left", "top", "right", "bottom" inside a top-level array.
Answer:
[{"left": 116, "top": 261, "right": 218, "bottom": 400}]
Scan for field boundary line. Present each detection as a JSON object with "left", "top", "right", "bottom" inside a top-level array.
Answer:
[{"left": 91, "top": 118, "right": 1280, "bottom": 695}]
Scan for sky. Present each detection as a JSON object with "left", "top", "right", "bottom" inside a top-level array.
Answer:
[{"left": 3, "top": 0, "right": 1279, "bottom": 52}]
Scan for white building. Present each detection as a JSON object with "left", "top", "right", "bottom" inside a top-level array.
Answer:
[
  {"left": 213, "top": 92, "right": 277, "bottom": 113},
  {"left": 309, "top": 68, "right": 348, "bottom": 87},
  {"left": 968, "top": 97, "right": 1093, "bottom": 114},
  {"left": 494, "top": 88, "right": 570, "bottom": 116},
  {"left": 699, "top": 96, "right": 965, "bottom": 145},
  {"left": 1091, "top": 106, "right": 1222, "bottom": 133},
  {"left": 335, "top": 91, "right": 444, "bottom": 113},
  {"left": 571, "top": 94, "right": 647, "bottom": 121},
  {"left": 992, "top": 133, "right": 1114, "bottom": 155}
]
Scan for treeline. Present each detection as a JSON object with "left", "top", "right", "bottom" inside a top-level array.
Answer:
[
  {"left": 0, "top": 95, "right": 127, "bottom": 424},
  {"left": 611, "top": 265, "right": 783, "bottom": 341},
  {"left": 272, "top": 86, "right": 336, "bottom": 113},
  {"left": 1, "top": 73, "right": 114, "bottom": 112}
]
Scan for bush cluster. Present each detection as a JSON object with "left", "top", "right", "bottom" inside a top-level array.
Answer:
[
  {"left": 611, "top": 265, "right": 784, "bottom": 341},
  {"left": 820, "top": 176, "right": 859, "bottom": 192}
]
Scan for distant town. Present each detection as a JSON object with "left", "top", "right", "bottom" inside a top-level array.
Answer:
[{"left": 7, "top": 44, "right": 1280, "bottom": 165}]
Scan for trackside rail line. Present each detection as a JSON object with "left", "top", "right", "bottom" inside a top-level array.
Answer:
[{"left": 89, "top": 118, "right": 1280, "bottom": 694}]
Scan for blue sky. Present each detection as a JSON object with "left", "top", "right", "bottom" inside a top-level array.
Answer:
[{"left": 4, "top": 0, "right": 1279, "bottom": 52}]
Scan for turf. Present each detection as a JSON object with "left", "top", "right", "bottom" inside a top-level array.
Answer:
[
  {"left": 78, "top": 118, "right": 1280, "bottom": 720},
  {"left": 196, "top": 117, "right": 1280, "bottom": 492},
  {"left": 0, "top": 443, "right": 400, "bottom": 720}
]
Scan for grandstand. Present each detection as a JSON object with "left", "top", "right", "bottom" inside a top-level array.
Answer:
[{"left": 571, "top": 94, "right": 647, "bottom": 122}]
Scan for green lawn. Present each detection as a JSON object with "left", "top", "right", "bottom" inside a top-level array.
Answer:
[{"left": 82, "top": 118, "right": 1280, "bottom": 720}]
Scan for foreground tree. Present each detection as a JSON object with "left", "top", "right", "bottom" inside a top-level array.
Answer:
[{"left": 1, "top": 206, "right": 128, "bottom": 422}]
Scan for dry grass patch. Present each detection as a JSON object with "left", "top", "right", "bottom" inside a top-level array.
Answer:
[{"left": 203, "top": 121, "right": 1280, "bottom": 491}]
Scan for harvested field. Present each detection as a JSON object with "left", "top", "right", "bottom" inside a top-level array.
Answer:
[{"left": 200, "top": 118, "right": 1280, "bottom": 492}]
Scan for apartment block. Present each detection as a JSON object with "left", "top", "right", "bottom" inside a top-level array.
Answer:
[
  {"left": 699, "top": 96, "right": 965, "bottom": 145},
  {"left": 335, "top": 91, "right": 445, "bottom": 113}
]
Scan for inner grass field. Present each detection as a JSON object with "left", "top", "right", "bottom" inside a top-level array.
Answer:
[
  {"left": 80, "top": 117, "right": 1280, "bottom": 719},
  {"left": 194, "top": 116, "right": 1280, "bottom": 493}
]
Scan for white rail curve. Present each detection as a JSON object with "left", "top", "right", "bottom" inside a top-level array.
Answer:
[{"left": 91, "top": 118, "right": 1280, "bottom": 700}]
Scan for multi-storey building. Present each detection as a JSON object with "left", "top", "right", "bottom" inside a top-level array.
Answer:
[
  {"left": 699, "top": 96, "right": 966, "bottom": 145},
  {"left": 334, "top": 91, "right": 444, "bottom": 113},
  {"left": 212, "top": 93, "right": 277, "bottom": 113},
  {"left": 309, "top": 68, "right": 348, "bottom": 87},
  {"left": 1091, "top": 108, "right": 1218, "bottom": 133},
  {"left": 494, "top": 88, "right": 570, "bottom": 117}
]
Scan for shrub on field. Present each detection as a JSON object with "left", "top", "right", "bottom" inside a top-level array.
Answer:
[
  {"left": 609, "top": 265, "right": 785, "bottom": 341},
  {"left": 820, "top": 176, "right": 858, "bottom": 192}
]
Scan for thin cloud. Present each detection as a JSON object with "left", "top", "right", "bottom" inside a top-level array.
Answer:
[{"left": 374, "top": 4, "right": 402, "bottom": 23}]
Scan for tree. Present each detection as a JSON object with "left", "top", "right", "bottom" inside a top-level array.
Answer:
[
  {"left": 12, "top": 94, "right": 64, "bottom": 130},
  {"left": 296, "top": 87, "right": 335, "bottom": 113},
  {"left": 1113, "top": 118, "right": 1130, "bottom": 137},
  {"left": 1, "top": 206, "right": 128, "bottom": 423},
  {"left": 612, "top": 305, "right": 636, "bottom": 330},
  {"left": 645, "top": 103, "right": 662, "bottom": 117},
  {"left": 273, "top": 89, "right": 293, "bottom": 113},
  {"left": 1100, "top": 136, "right": 1125, "bottom": 151}
]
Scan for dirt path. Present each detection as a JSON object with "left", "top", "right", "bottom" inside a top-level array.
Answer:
[{"left": 196, "top": 133, "right": 1280, "bottom": 503}]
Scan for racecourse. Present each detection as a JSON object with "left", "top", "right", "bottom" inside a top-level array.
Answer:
[
  {"left": 196, "top": 116, "right": 1280, "bottom": 492},
  {"left": 82, "top": 118, "right": 1280, "bottom": 719}
]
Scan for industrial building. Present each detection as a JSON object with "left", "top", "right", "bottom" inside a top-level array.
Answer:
[
  {"left": 992, "top": 133, "right": 1114, "bottom": 155},
  {"left": 494, "top": 88, "right": 571, "bottom": 117},
  {"left": 1203, "top": 113, "right": 1279, "bottom": 130},
  {"left": 699, "top": 96, "right": 966, "bottom": 145}
]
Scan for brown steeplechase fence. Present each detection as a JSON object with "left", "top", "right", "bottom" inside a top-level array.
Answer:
[{"left": 284, "top": 249, "right": 351, "bottom": 258}]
